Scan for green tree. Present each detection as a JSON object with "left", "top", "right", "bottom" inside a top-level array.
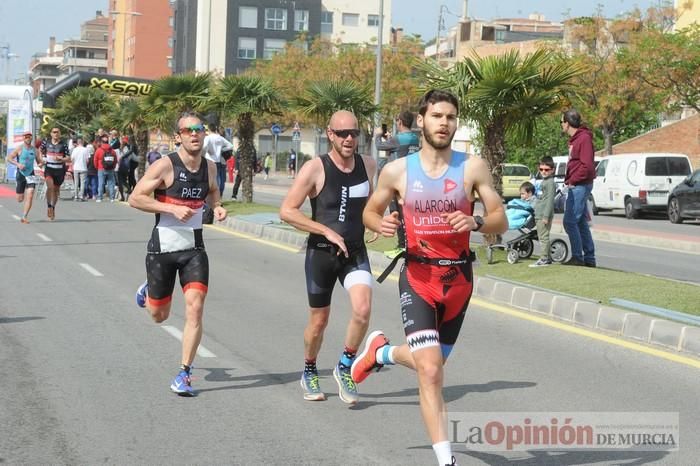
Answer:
[
  {"left": 213, "top": 75, "right": 285, "bottom": 203},
  {"left": 103, "top": 97, "right": 151, "bottom": 177},
  {"left": 418, "top": 49, "right": 582, "bottom": 195},
  {"left": 141, "top": 73, "right": 214, "bottom": 132},
  {"left": 625, "top": 23, "right": 700, "bottom": 113},
  {"left": 49, "top": 87, "right": 115, "bottom": 137},
  {"left": 560, "top": 12, "right": 668, "bottom": 154},
  {"left": 504, "top": 113, "right": 569, "bottom": 169}
]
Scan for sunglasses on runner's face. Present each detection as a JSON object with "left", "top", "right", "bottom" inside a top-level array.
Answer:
[
  {"left": 331, "top": 129, "right": 361, "bottom": 139},
  {"left": 178, "top": 124, "right": 205, "bottom": 135}
]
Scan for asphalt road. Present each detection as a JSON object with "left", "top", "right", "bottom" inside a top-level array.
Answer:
[{"left": 1, "top": 198, "right": 698, "bottom": 465}]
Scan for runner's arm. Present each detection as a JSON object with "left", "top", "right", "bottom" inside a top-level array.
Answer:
[
  {"left": 128, "top": 157, "right": 178, "bottom": 215},
  {"left": 363, "top": 160, "right": 402, "bottom": 237},
  {"left": 7, "top": 147, "right": 21, "bottom": 166},
  {"left": 205, "top": 159, "right": 227, "bottom": 221},
  {"left": 279, "top": 158, "right": 329, "bottom": 236},
  {"left": 471, "top": 157, "right": 507, "bottom": 234}
]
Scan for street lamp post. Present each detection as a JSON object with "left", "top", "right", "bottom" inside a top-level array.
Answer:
[
  {"left": 109, "top": 10, "right": 143, "bottom": 75},
  {"left": 372, "top": 0, "right": 384, "bottom": 179}
]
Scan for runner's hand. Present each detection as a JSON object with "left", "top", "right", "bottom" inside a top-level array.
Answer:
[
  {"left": 324, "top": 229, "right": 348, "bottom": 258},
  {"left": 381, "top": 211, "right": 401, "bottom": 237},
  {"left": 171, "top": 205, "right": 195, "bottom": 222},
  {"left": 441, "top": 211, "right": 474, "bottom": 233},
  {"left": 214, "top": 206, "right": 227, "bottom": 222}
]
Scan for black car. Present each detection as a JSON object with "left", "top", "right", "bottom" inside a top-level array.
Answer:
[{"left": 667, "top": 169, "right": 700, "bottom": 223}]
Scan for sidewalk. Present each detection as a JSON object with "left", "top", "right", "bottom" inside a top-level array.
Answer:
[{"left": 250, "top": 173, "right": 700, "bottom": 254}]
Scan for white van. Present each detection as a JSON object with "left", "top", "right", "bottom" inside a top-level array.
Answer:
[{"left": 591, "top": 153, "right": 693, "bottom": 219}]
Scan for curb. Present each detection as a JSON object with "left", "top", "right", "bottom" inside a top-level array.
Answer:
[{"left": 215, "top": 216, "right": 700, "bottom": 359}]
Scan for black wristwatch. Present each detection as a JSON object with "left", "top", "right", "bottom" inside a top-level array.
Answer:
[{"left": 473, "top": 215, "right": 484, "bottom": 232}]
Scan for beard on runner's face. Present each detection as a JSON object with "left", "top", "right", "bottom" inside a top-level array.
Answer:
[
  {"left": 424, "top": 125, "right": 455, "bottom": 150},
  {"left": 333, "top": 135, "right": 357, "bottom": 157}
]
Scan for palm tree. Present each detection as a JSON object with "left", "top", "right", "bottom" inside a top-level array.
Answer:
[
  {"left": 213, "top": 75, "right": 285, "bottom": 203},
  {"left": 418, "top": 49, "right": 583, "bottom": 195},
  {"left": 141, "top": 73, "right": 214, "bottom": 132},
  {"left": 103, "top": 97, "right": 150, "bottom": 177},
  {"left": 49, "top": 87, "right": 116, "bottom": 137},
  {"left": 295, "top": 80, "right": 378, "bottom": 153}
]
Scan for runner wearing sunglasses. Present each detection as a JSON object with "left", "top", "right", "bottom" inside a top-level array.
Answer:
[
  {"left": 8, "top": 132, "right": 44, "bottom": 223},
  {"left": 128, "top": 113, "right": 227, "bottom": 396},
  {"left": 280, "top": 110, "right": 377, "bottom": 404}
]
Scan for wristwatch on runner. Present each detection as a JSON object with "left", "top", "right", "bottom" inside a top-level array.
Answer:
[{"left": 473, "top": 215, "right": 484, "bottom": 231}]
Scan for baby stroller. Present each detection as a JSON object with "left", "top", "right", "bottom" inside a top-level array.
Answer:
[{"left": 486, "top": 198, "right": 569, "bottom": 265}]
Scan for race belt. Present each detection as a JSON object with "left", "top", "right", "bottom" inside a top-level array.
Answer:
[{"left": 377, "top": 249, "right": 476, "bottom": 283}]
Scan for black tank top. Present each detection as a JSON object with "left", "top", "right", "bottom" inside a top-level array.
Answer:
[
  {"left": 148, "top": 152, "right": 209, "bottom": 253},
  {"left": 309, "top": 153, "right": 370, "bottom": 244}
]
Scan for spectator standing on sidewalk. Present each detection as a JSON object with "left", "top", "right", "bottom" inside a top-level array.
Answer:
[
  {"left": 561, "top": 109, "right": 596, "bottom": 267},
  {"left": 70, "top": 137, "right": 90, "bottom": 201},
  {"left": 95, "top": 134, "right": 118, "bottom": 202},
  {"left": 203, "top": 124, "right": 234, "bottom": 196},
  {"left": 263, "top": 153, "right": 272, "bottom": 180}
]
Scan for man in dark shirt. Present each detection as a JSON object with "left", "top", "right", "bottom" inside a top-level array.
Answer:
[
  {"left": 280, "top": 110, "right": 377, "bottom": 406},
  {"left": 561, "top": 109, "right": 596, "bottom": 267}
]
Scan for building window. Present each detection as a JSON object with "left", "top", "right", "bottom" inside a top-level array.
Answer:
[
  {"left": 265, "top": 8, "right": 287, "bottom": 30},
  {"left": 238, "top": 37, "right": 257, "bottom": 59},
  {"left": 368, "top": 14, "right": 379, "bottom": 27},
  {"left": 342, "top": 13, "right": 359, "bottom": 27},
  {"left": 239, "top": 6, "right": 257, "bottom": 28},
  {"left": 294, "top": 10, "right": 309, "bottom": 32},
  {"left": 167, "top": 57, "right": 173, "bottom": 69},
  {"left": 168, "top": 37, "right": 174, "bottom": 48},
  {"left": 321, "top": 11, "right": 333, "bottom": 33},
  {"left": 169, "top": 16, "right": 174, "bottom": 27},
  {"left": 263, "top": 38, "right": 286, "bottom": 59}
]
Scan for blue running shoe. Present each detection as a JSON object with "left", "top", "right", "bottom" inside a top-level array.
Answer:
[
  {"left": 135, "top": 281, "right": 148, "bottom": 308},
  {"left": 170, "top": 370, "right": 195, "bottom": 397},
  {"left": 333, "top": 363, "right": 359, "bottom": 404},
  {"left": 300, "top": 371, "right": 326, "bottom": 401}
]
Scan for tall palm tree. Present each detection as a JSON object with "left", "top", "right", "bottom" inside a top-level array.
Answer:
[
  {"left": 141, "top": 73, "right": 214, "bottom": 132},
  {"left": 213, "top": 75, "right": 285, "bottom": 203},
  {"left": 418, "top": 49, "right": 583, "bottom": 195},
  {"left": 295, "top": 80, "right": 378, "bottom": 153}
]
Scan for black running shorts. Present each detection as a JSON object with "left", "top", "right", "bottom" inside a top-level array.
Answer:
[
  {"left": 305, "top": 243, "right": 372, "bottom": 308},
  {"left": 145, "top": 249, "right": 209, "bottom": 304}
]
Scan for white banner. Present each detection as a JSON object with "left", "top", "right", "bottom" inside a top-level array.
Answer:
[{"left": 7, "top": 98, "right": 32, "bottom": 155}]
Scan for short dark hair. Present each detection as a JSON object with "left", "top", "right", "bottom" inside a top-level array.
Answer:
[
  {"left": 208, "top": 123, "right": 218, "bottom": 132},
  {"left": 418, "top": 89, "right": 459, "bottom": 116},
  {"left": 397, "top": 110, "right": 414, "bottom": 129},
  {"left": 520, "top": 181, "right": 535, "bottom": 194},
  {"left": 539, "top": 156, "right": 555, "bottom": 169},
  {"left": 562, "top": 109, "right": 582, "bottom": 128}
]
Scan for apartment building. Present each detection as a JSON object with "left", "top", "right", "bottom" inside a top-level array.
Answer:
[
  {"left": 58, "top": 11, "right": 109, "bottom": 76},
  {"left": 108, "top": 0, "right": 174, "bottom": 78},
  {"left": 172, "top": 0, "right": 391, "bottom": 75},
  {"left": 28, "top": 37, "right": 64, "bottom": 97}
]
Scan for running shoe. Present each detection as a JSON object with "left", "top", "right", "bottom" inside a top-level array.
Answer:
[
  {"left": 135, "top": 281, "right": 148, "bottom": 308},
  {"left": 20, "top": 217, "right": 29, "bottom": 224},
  {"left": 47, "top": 206, "right": 54, "bottom": 220},
  {"left": 170, "top": 370, "right": 195, "bottom": 396},
  {"left": 384, "top": 247, "right": 405, "bottom": 259},
  {"left": 351, "top": 330, "right": 389, "bottom": 384},
  {"left": 333, "top": 363, "right": 359, "bottom": 404},
  {"left": 300, "top": 371, "right": 326, "bottom": 401}
]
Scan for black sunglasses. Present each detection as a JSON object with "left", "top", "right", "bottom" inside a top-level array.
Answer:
[{"left": 331, "top": 128, "right": 360, "bottom": 139}]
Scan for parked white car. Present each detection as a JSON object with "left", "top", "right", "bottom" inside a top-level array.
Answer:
[{"left": 591, "top": 153, "right": 693, "bottom": 219}]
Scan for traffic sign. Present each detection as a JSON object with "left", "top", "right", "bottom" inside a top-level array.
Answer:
[
  {"left": 293, "top": 121, "right": 301, "bottom": 132},
  {"left": 292, "top": 131, "right": 301, "bottom": 142},
  {"left": 271, "top": 124, "right": 282, "bottom": 135}
]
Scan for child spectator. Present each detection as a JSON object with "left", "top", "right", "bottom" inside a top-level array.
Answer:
[{"left": 530, "top": 157, "right": 556, "bottom": 267}]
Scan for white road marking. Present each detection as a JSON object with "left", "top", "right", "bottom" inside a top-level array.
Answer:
[
  {"left": 161, "top": 325, "right": 217, "bottom": 358},
  {"left": 12, "top": 214, "right": 20, "bottom": 221},
  {"left": 79, "top": 263, "right": 104, "bottom": 277},
  {"left": 37, "top": 233, "right": 52, "bottom": 242}
]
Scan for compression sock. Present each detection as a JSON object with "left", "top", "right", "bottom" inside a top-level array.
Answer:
[
  {"left": 304, "top": 359, "right": 317, "bottom": 374},
  {"left": 432, "top": 441, "right": 453, "bottom": 465},
  {"left": 339, "top": 346, "right": 357, "bottom": 368},
  {"left": 375, "top": 345, "right": 396, "bottom": 365}
]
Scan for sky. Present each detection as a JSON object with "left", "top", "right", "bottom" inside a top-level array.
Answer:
[{"left": 0, "top": 0, "right": 658, "bottom": 83}]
